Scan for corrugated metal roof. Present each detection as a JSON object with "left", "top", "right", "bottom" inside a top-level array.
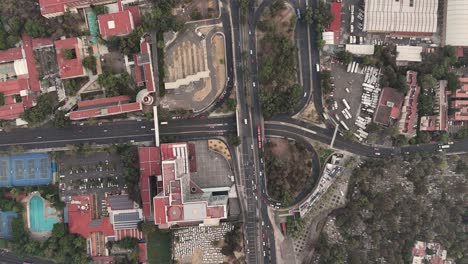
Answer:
[
  {"left": 445, "top": 0, "right": 468, "bottom": 46},
  {"left": 108, "top": 195, "right": 134, "bottom": 210},
  {"left": 364, "top": 0, "right": 438, "bottom": 33}
]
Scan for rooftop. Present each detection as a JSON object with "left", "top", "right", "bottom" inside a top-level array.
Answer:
[
  {"left": 0, "top": 48, "right": 23, "bottom": 63},
  {"left": 445, "top": 0, "right": 468, "bottom": 46},
  {"left": 327, "top": 2, "right": 342, "bottom": 33},
  {"left": 363, "top": 0, "right": 438, "bottom": 33},
  {"left": 98, "top": 10, "right": 135, "bottom": 39},
  {"left": 69, "top": 102, "right": 142, "bottom": 120},
  {"left": 399, "top": 71, "right": 420, "bottom": 136},
  {"left": 54, "top": 37, "right": 86, "bottom": 79},
  {"left": 374, "top": 87, "right": 404, "bottom": 125},
  {"left": 396, "top": 45, "right": 423, "bottom": 62}
]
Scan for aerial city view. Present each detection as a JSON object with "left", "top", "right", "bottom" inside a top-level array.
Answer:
[{"left": 0, "top": 0, "right": 466, "bottom": 263}]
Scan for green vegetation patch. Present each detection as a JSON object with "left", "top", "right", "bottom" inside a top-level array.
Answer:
[
  {"left": 264, "top": 138, "right": 315, "bottom": 206},
  {"left": 146, "top": 227, "right": 173, "bottom": 264}
]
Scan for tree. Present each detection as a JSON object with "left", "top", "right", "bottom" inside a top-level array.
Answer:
[
  {"left": 53, "top": 111, "right": 71, "bottom": 128},
  {"left": 22, "top": 93, "right": 57, "bottom": 124},
  {"left": 91, "top": 4, "right": 108, "bottom": 15},
  {"left": 62, "top": 48, "right": 76, "bottom": 60},
  {"left": 82, "top": 55, "right": 97, "bottom": 72},
  {"left": 226, "top": 98, "right": 236, "bottom": 112},
  {"left": 228, "top": 134, "right": 241, "bottom": 147},
  {"left": 0, "top": 92, "right": 4, "bottom": 106},
  {"left": 24, "top": 19, "right": 50, "bottom": 38},
  {"left": 420, "top": 74, "right": 437, "bottom": 90},
  {"left": 336, "top": 50, "right": 353, "bottom": 65},
  {"left": 115, "top": 237, "right": 139, "bottom": 249},
  {"left": 316, "top": 38, "right": 326, "bottom": 50},
  {"left": 190, "top": 8, "right": 202, "bottom": 20},
  {"left": 447, "top": 72, "right": 461, "bottom": 92}
]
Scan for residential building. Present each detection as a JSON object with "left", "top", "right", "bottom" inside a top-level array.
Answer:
[
  {"left": 449, "top": 77, "right": 468, "bottom": 121},
  {"left": 66, "top": 194, "right": 146, "bottom": 262},
  {"left": 374, "top": 87, "right": 404, "bottom": 126},
  {"left": 98, "top": 10, "right": 136, "bottom": 39},
  {"left": 54, "top": 37, "right": 87, "bottom": 79},
  {"left": 420, "top": 80, "right": 448, "bottom": 131},
  {"left": 411, "top": 241, "right": 451, "bottom": 264},
  {"left": 399, "top": 71, "right": 420, "bottom": 136},
  {"left": 134, "top": 35, "right": 156, "bottom": 94},
  {"left": 444, "top": 0, "right": 468, "bottom": 47},
  {"left": 38, "top": 0, "right": 115, "bottom": 18},
  {"left": 138, "top": 143, "right": 229, "bottom": 229},
  {"left": 363, "top": 0, "right": 438, "bottom": 34},
  {"left": 69, "top": 95, "right": 142, "bottom": 120},
  {"left": 0, "top": 35, "right": 45, "bottom": 121}
]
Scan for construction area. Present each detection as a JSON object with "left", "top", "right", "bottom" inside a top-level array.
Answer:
[{"left": 161, "top": 25, "right": 227, "bottom": 112}]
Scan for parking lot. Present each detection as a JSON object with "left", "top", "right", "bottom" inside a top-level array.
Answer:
[
  {"left": 57, "top": 152, "right": 126, "bottom": 216},
  {"left": 328, "top": 62, "right": 364, "bottom": 128}
]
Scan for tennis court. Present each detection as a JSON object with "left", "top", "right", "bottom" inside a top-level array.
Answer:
[
  {"left": 0, "top": 153, "right": 52, "bottom": 187},
  {"left": 29, "top": 196, "right": 59, "bottom": 232},
  {"left": 0, "top": 211, "right": 18, "bottom": 239}
]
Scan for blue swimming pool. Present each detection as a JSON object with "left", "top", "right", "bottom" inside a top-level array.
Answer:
[{"left": 29, "top": 196, "right": 58, "bottom": 232}]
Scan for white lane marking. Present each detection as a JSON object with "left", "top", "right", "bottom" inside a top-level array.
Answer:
[{"left": 268, "top": 121, "right": 317, "bottom": 134}]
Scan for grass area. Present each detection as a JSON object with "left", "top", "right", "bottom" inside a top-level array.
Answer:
[
  {"left": 147, "top": 228, "right": 172, "bottom": 264},
  {"left": 0, "top": 238, "right": 8, "bottom": 248},
  {"left": 314, "top": 144, "right": 334, "bottom": 166}
]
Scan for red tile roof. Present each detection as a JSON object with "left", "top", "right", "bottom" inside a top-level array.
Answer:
[
  {"left": 400, "top": 71, "right": 420, "bottom": 135},
  {"left": 124, "top": 5, "right": 140, "bottom": 27},
  {"left": 374, "top": 88, "right": 404, "bottom": 125},
  {"left": 78, "top": 95, "right": 131, "bottom": 108},
  {"left": 138, "top": 147, "right": 161, "bottom": 217},
  {"left": 39, "top": 0, "right": 113, "bottom": 16},
  {"left": 69, "top": 102, "right": 142, "bottom": 120},
  {"left": 0, "top": 48, "right": 23, "bottom": 63},
  {"left": 54, "top": 37, "right": 86, "bottom": 79},
  {"left": 67, "top": 195, "right": 115, "bottom": 238},
  {"left": 22, "top": 35, "right": 41, "bottom": 92},
  {"left": 139, "top": 38, "right": 155, "bottom": 93},
  {"left": 153, "top": 197, "right": 168, "bottom": 224},
  {"left": 0, "top": 79, "right": 29, "bottom": 96},
  {"left": 31, "top": 37, "right": 54, "bottom": 49},
  {"left": 0, "top": 103, "right": 25, "bottom": 120},
  {"left": 98, "top": 10, "right": 135, "bottom": 39},
  {"left": 327, "top": 3, "right": 342, "bottom": 32},
  {"left": 207, "top": 206, "right": 225, "bottom": 218},
  {"left": 138, "top": 243, "right": 147, "bottom": 263}
]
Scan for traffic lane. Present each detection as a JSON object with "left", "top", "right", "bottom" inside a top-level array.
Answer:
[
  {"left": 0, "top": 129, "right": 230, "bottom": 151},
  {"left": 0, "top": 117, "right": 236, "bottom": 145},
  {"left": 265, "top": 124, "right": 393, "bottom": 157}
]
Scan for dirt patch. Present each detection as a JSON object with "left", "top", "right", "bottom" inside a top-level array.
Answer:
[
  {"left": 298, "top": 102, "right": 320, "bottom": 123},
  {"left": 208, "top": 139, "right": 231, "bottom": 160},
  {"left": 173, "top": 0, "right": 219, "bottom": 21},
  {"left": 257, "top": 3, "right": 295, "bottom": 42},
  {"left": 190, "top": 248, "right": 203, "bottom": 264},
  {"left": 193, "top": 78, "right": 212, "bottom": 101},
  {"left": 211, "top": 34, "right": 226, "bottom": 96},
  {"left": 264, "top": 138, "right": 315, "bottom": 204}
]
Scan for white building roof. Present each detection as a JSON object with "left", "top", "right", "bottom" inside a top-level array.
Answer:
[
  {"left": 396, "top": 46, "right": 423, "bottom": 62},
  {"left": 445, "top": 0, "right": 468, "bottom": 46},
  {"left": 363, "top": 0, "right": 438, "bottom": 33},
  {"left": 345, "top": 44, "right": 375, "bottom": 55},
  {"left": 322, "top": 31, "right": 335, "bottom": 45}
]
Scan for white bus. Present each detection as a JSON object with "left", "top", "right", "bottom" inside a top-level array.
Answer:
[{"left": 342, "top": 99, "right": 351, "bottom": 110}]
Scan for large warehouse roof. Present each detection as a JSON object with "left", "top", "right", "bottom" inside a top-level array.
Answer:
[
  {"left": 445, "top": 0, "right": 468, "bottom": 46},
  {"left": 363, "top": 0, "right": 438, "bottom": 33}
]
